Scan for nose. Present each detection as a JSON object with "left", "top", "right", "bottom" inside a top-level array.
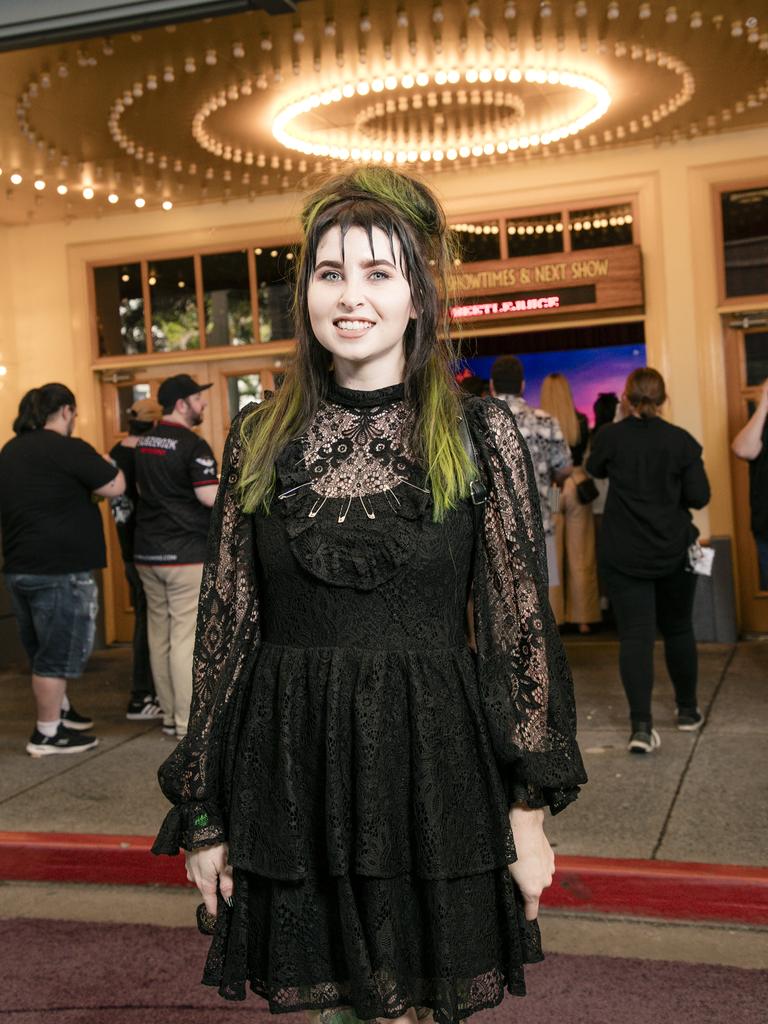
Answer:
[{"left": 338, "top": 276, "right": 365, "bottom": 309}]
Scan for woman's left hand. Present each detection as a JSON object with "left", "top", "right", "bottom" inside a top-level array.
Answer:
[{"left": 507, "top": 804, "right": 555, "bottom": 921}]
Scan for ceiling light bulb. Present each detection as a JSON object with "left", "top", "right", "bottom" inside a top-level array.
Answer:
[
  {"left": 33, "top": 178, "right": 45, "bottom": 190},
  {"left": 162, "top": 199, "right": 173, "bottom": 210},
  {"left": 148, "top": 273, "right": 157, "bottom": 285},
  {"left": 665, "top": 5, "right": 677, "bottom": 22},
  {"left": 107, "top": 192, "right": 119, "bottom": 203},
  {"left": 324, "top": 18, "right": 336, "bottom": 37},
  {"left": 433, "top": 3, "right": 444, "bottom": 22},
  {"left": 134, "top": 196, "right": 145, "bottom": 208},
  {"left": 689, "top": 10, "right": 703, "bottom": 28},
  {"left": 82, "top": 186, "right": 94, "bottom": 199},
  {"left": 539, "top": 1, "right": 553, "bottom": 16},
  {"left": 56, "top": 183, "right": 68, "bottom": 195},
  {"left": 359, "top": 14, "right": 372, "bottom": 32},
  {"left": 184, "top": 57, "right": 196, "bottom": 72},
  {"left": 396, "top": 7, "right": 409, "bottom": 28},
  {"left": 504, "top": 1, "right": 517, "bottom": 16},
  {"left": 730, "top": 20, "right": 743, "bottom": 37},
  {"left": 10, "top": 172, "right": 22, "bottom": 185},
  {"left": 638, "top": 2, "right": 651, "bottom": 18},
  {"left": 293, "top": 26, "right": 305, "bottom": 43},
  {"left": 260, "top": 34, "right": 273, "bottom": 51},
  {"left": 205, "top": 49, "right": 217, "bottom": 66},
  {"left": 468, "top": 1, "right": 481, "bottom": 18},
  {"left": 232, "top": 41, "right": 245, "bottom": 58},
  {"left": 607, "top": 1, "right": 620, "bottom": 18}
]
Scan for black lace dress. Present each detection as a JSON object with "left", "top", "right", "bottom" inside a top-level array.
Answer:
[{"left": 153, "top": 380, "right": 587, "bottom": 1024}]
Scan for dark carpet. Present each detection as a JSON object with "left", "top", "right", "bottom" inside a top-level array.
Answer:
[{"left": 2, "top": 918, "right": 765, "bottom": 1024}]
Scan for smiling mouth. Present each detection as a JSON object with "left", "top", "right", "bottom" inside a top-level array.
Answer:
[{"left": 334, "top": 319, "right": 375, "bottom": 331}]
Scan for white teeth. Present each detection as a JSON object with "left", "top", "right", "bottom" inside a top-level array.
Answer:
[{"left": 336, "top": 320, "right": 373, "bottom": 330}]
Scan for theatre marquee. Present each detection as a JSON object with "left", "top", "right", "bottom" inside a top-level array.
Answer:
[{"left": 451, "top": 244, "right": 644, "bottom": 323}]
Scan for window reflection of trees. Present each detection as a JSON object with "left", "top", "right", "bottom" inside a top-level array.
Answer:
[{"left": 150, "top": 257, "right": 200, "bottom": 352}]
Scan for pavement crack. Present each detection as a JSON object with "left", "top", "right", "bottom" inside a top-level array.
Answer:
[{"left": 650, "top": 644, "right": 738, "bottom": 860}]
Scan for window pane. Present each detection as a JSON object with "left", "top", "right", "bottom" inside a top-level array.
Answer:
[
  {"left": 722, "top": 188, "right": 768, "bottom": 298},
  {"left": 116, "top": 383, "right": 152, "bottom": 433},
  {"left": 745, "top": 331, "right": 768, "bottom": 387},
  {"left": 569, "top": 204, "right": 634, "bottom": 250},
  {"left": 450, "top": 220, "right": 501, "bottom": 263},
  {"left": 255, "top": 245, "right": 294, "bottom": 342},
  {"left": 226, "top": 373, "right": 263, "bottom": 420},
  {"left": 94, "top": 263, "right": 146, "bottom": 355},
  {"left": 149, "top": 257, "right": 200, "bottom": 351},
  {"left": 506, "top": 213, "right": 564, "bottom": 257},
  {"left": 202, "top": 250, "right": 253, "bottom": 347}
]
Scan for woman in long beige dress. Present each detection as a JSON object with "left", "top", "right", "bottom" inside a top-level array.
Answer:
[{"left": 540, "top": 373, "right": 601, "bottom": 632}]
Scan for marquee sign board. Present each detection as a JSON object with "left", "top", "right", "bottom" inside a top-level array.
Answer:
[{"left": 451, "top": 244, "right": 644, "bottom": 322}]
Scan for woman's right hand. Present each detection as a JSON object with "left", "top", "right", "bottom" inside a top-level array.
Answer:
[{"left": 185, "top": 842, "right": 233, "bottom": 916}]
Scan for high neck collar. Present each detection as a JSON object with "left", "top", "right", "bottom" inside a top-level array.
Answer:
[{"left": 327, "top": 377, "right": 405, "bottom": 409}]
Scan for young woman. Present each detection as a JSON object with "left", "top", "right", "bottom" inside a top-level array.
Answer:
[
  {"left": 539, "top": 373, "right": 601, "bottom": 634},
  {"left": 153, "top": 168, "right": 586, "bottom": 1023},
  {"left": 587, "top": 368, "right": 710, "bottom": 754}
]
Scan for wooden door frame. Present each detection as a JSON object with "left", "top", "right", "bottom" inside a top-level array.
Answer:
[{"left": 723, "top": 317, "right": 768, "bottom": 632}]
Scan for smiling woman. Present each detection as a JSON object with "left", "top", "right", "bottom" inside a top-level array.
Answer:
[{"left": 152, "top": 166, "right": 587, "bottom": 1024}]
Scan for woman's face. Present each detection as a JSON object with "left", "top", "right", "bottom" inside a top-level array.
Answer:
[{"left": 307, "top": 224, "right": 415, "bottom": 385}]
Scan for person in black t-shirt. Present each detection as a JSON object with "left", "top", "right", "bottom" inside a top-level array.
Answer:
[
  {"left": 0, "top": 383, "right": 125, "bottom": 756},
  {"left": 109, "top": 397, "right": 164, "bottom": 722},
  {"left": 731, "top": 377, "right": 768, "bottom": 589},
  {"left": 587, "top": 368, "right": 710, "bottom": 755},
  {"left": 134, "top": 374, "right": 219, "bottom": 739}
]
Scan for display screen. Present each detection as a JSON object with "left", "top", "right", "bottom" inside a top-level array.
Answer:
[{"left": 460, "top": 342, "right": 646, "bottom": 426}]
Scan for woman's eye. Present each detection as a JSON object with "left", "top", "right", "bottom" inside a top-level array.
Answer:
[
  {"left": 319, "top": 270, "right": 342, "bottom": 281},
  {"left": 370, "top": 271, "right": 390, "bottom": 280}
]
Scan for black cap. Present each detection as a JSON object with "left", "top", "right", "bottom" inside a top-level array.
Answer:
[{"left": 157, "top": 374, "right": 213, "bottom": 411}]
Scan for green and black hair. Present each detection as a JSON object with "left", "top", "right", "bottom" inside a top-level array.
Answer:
[{"left": 237, "top": 166, "right": 474, "bottom": 520}]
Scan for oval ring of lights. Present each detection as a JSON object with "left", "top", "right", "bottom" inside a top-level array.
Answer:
[{"left": 272, "top": 67, "right": 612, "bottom": 163}]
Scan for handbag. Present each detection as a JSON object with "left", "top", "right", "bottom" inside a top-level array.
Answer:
[{"left": 575, "top": 476, "right": 599, "bottom": 505}]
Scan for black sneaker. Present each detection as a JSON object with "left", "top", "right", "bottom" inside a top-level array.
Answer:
[
  {"left": 627, "top": 724, "right": 661, "bottom": 754},
  {"left": 126, "top": 696, "right": 163, "bottom": 721},
  {"left": 61, "top": 703, "right": 94, "bottom": 731},
  {"left": 26, "top": 724, "right": 99, "bottom": 758},
  {"left": 677, "top": 707, "right": 705, "bottom": 731}
]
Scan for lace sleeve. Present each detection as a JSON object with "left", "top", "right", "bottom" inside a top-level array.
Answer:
[
  {"left": 466, "top": 398, "right": 587, "bottom": 815},
  {"left": 152, "top": 409, "right": 260, "bottom": 855}
]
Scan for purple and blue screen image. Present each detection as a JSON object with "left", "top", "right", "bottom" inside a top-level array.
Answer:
[{"left": 461, "top": 343, "right": 646, "bottom": 426}]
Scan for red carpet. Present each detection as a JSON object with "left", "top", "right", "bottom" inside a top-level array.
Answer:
[{"left": 1, "top": 918, "right": 765, "bottom": 1024}]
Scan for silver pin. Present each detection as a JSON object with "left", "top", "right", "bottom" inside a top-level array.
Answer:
[
  {"left": 383, "top": 487, "right": 401, "bottom": 510},
  {"left": 277, "top": 481, "right": 313, "bottom": 500},
  {"left": 338, "top": 495, "right": 353, "bottom": 523},
  {"left": 308, "top": 495, "right": 328, "bottom": 518},
  {"left": 360, "top": 496, "right": 376, "bottom": 520}
]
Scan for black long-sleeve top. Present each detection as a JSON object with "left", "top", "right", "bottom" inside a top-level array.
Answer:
[{"left": 586, "top": 415, "right": 710, "bottom": 578}]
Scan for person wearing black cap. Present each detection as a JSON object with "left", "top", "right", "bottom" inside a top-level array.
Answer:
[{"left": 134, "top": 375, "right": 219, "bottom": 739}]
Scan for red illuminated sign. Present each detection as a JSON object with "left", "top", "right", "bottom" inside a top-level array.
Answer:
[{"left": 450, "top": 295, "right": 561, "bottom": 320}]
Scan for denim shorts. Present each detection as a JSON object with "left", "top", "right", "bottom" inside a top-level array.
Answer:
[{"left": 4, "top": 571, "right": 99, "bottom": 678}]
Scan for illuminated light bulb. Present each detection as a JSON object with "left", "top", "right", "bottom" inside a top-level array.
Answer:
[
  {"left": 607, "top": 1, "right": 620, "bottom": 18},
  {"left": 689, "top": 10, "right": 703, "bottom": 28},
  {"left": 384, "top": 75, "right": 398, "bottom": 89},
  {"left": 479, "top": 68, "right": 492, "bottom": 82},
  {"left": 342, "top": 83, "right": 355, "bottom": 97},
  {"left": 540, "top": 1, "right": 553, "bottom": 16},
  {"left": 468, "top": 1, "right": 481, "bottom": 18},
  {"left": 545, "top": 223, "right": 554, "bottom": 233},
  {"left": 665, "top": 6, "right": 677, "bottom": 23},
  {"left": 184, "top": 57, "right": 196, "bottom": 73},
  {"left": 416, "top": 71, "right": 429, "bottom": 86},
  {"left": 356, "top": 81, "right": 370, "bottom": 95},
  {"left": 10, "top": 172, "right": 22, "bottom": 185},
  {"left": 260, "top": 35, "right": 273, "bottom": 51},
  {"left": 401, "top": 73, "right": 415, "bottom": 88},
  {"left": 148, "top": 273, "right": 157, "bottom": 285},
  {"left": 625, "top": 213, "right": 633, "bottom": 224},
  {"left": 293, "top": 26, "right": 305, "bottom": 44},
  {"left": 162, "top": 199, "right": 173, "bottom": 210},
  {"left": 107, "top": 192, "right": 119, "bottom": 203},
  {"left": 465, "top": 68, "right": 479, "bottom": 83},
  {"left": 372, "top": 78, "right": 384, "bottom": 92},
  {"left": 232, "top": 41, "right": 245, "bottom": 59},
  {"left": 324, "top": 18, "right": 336, "bottom": 37},
  {"left": 731, "top": 20, "right": 743, "bottom": 37},
  {"left": 33, "top": 178, "right": 45, "bottom": 190},
  {"left": 504, "top": 1, "right": 516, "bottom": 16},
  {"left": 57, "top": 183, "right": 68, "bottom": 195},
  {"left": 535, "top": 224, "right": 544, "bottom": 234},
  {"left": 435, "top": 70, "right": 448, "bottom": 85},
  {"left": 575, "top": 1, "right": 588, "bottom": 17},
  {"left": 494, "top": 68, "right": 506, "bottom": 81},
  {"left": 177, "top": 279, "right": 185, "bottom": 288},
  {"left": 82, "top": 186, "right": 94, "bottom": 199},
  {"left": 134, "top": 196, "right": 145, "bottom": 207},
  {"left": 483, "top": 142, "right": 495, "bottom": 154}
]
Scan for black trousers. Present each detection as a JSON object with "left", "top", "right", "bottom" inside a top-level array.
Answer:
[
  {"left": 602, "top": 561, "right": 698, "bottom": 725},
  {"left": 124, "top": 561, "right": 155, "bottom": 703}
]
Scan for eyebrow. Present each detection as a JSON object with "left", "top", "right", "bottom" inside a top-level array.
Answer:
[{"left": 314, "top": 258, "right": 396, "bottom": 270}]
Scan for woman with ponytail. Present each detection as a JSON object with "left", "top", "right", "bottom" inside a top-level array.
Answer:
[
  {"left": 587, "top": 368, "right": 711, "bottom": 754},
  {"left": 153, "top": 168, "right": 586, "bottom": 1024}
]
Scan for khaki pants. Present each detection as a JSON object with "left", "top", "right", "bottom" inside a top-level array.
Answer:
[
  {"left": 549, "top": 471, "right": 601, "bottom": 626},
  {"left": 137, "top": 564, "right": 203, "bottom": 736}
]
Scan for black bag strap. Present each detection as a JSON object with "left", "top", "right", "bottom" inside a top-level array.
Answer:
[{"left": 458, "top": 414, "right": 487, "bottom": 507}]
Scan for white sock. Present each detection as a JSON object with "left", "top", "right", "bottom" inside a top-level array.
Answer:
[
  {"left": 61, "top": 694, "right": 70, "bottom": 712},
  {"left": 37, "top": 719, "right": 61, "bottom": 738}
]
